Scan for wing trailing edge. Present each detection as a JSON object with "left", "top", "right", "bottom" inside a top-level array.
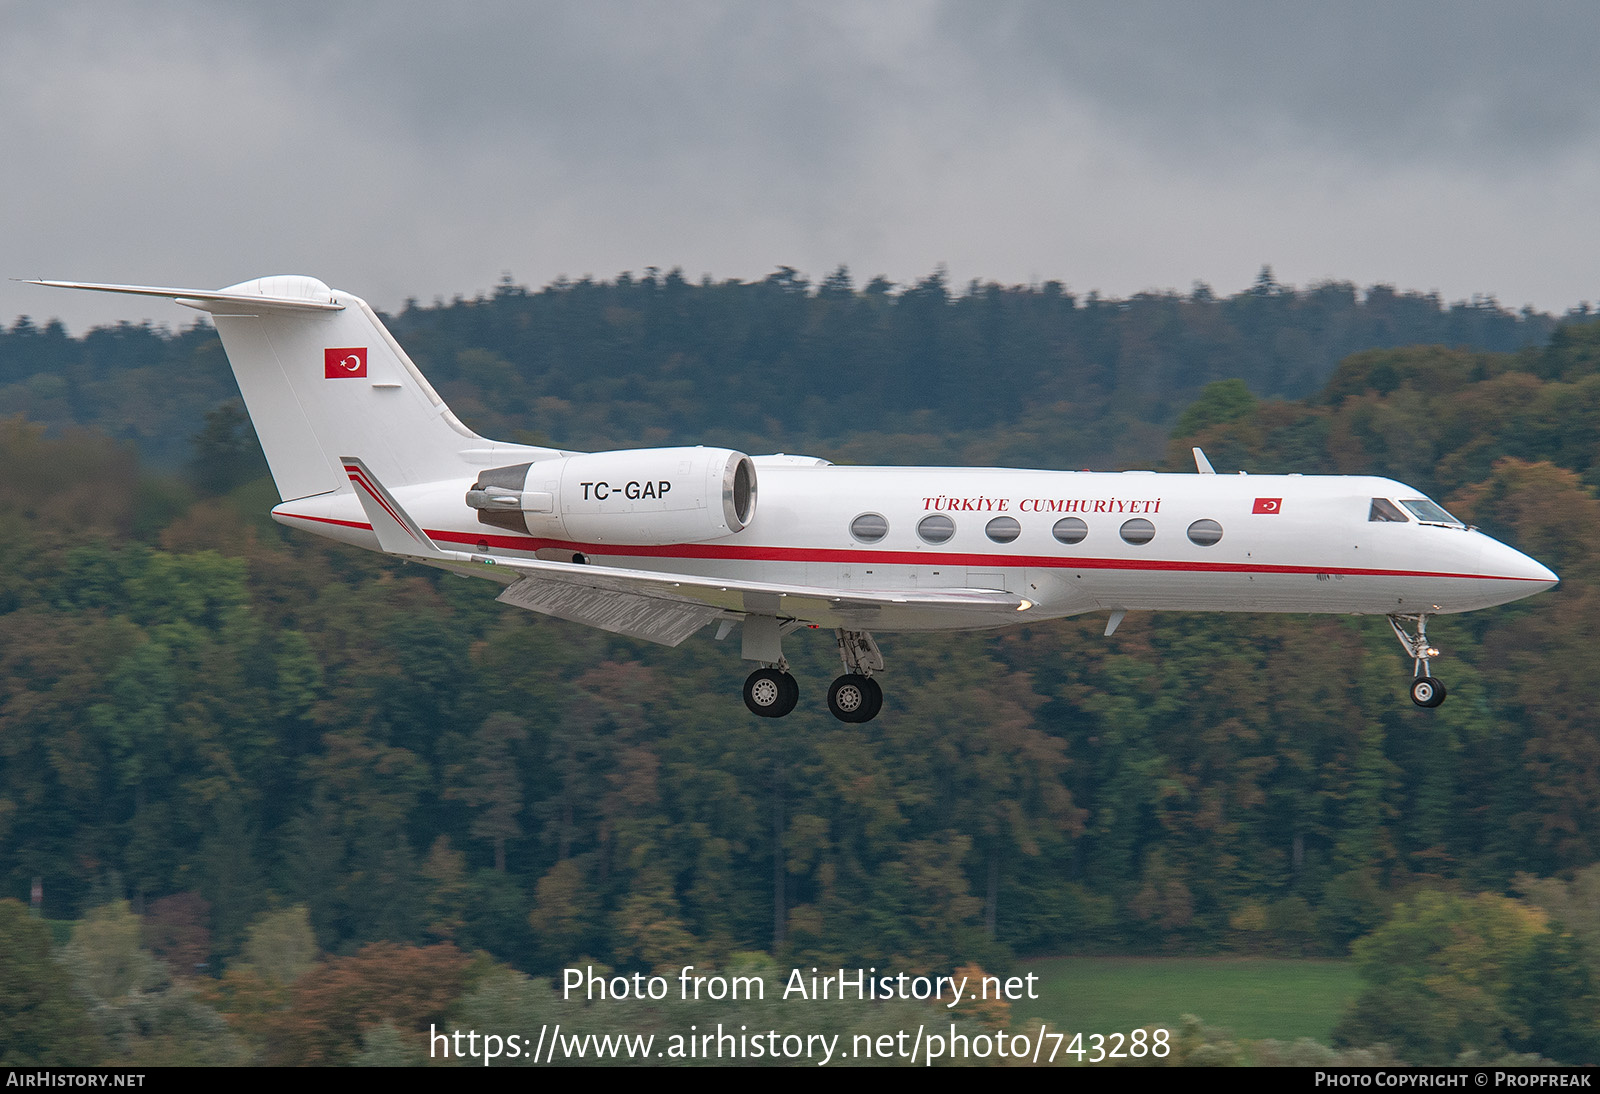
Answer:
[{"left": 495, "top": 578, "right": 724, "bottom": 646}]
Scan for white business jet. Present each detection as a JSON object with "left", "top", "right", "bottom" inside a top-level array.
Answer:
[{"left": 28, "top": 276, "right": 1558, "bottom": 721}]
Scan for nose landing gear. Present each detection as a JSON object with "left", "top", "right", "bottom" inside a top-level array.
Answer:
[
  {"left": 1409, "top": 676, "right": 1445, "bottom": 707},
  {"left": 1389, "top": 613, "right": 1447, "bottom": 708}
]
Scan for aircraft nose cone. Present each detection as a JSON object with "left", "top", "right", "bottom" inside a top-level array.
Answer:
[
  {"left": 1485, "top": 537, "right": 1558, "bottom": 594},
  {"left": 1522, "top": 554, "right": 1559, "bottom": 591}
]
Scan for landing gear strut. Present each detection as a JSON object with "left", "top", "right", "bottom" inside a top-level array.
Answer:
[
  {"left": 829, "top": 629, "right": 884, "bottom": 723},
  {"left": 741, "top": 613, "right": 799, "bottom": 718},
  {"left": 1389, "top": 613, "right": 1447, "bottom": 708},
  {"left": 737, "top": 619, "right": 887, "bottom": 721}
]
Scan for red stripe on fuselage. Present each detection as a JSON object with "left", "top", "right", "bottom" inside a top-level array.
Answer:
[{"left": 275, "top": 511, "right": 1542, "bottom": 584}]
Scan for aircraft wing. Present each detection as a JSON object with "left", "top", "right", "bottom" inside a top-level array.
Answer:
[
  {"left": 341, "top": 456, "right": 1031, "bottom": 645},
  {"left": 488, "top": 564, "right": 1029, "bottom": 645},
  {"left": 487, "top": 563, "right": 1030, "bottom": 644}
]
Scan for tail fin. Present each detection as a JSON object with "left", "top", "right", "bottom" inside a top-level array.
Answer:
[{"left": 26, "top": 276, "right": 550, "bottom": 500}]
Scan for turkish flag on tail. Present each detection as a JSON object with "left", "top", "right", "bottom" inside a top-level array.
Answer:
[
  {"left": 325, "top": 347, "right": 367, "bottom": 378},
  {"left": 1252, "top": 497, "right": 1282, "bottom": 514}
]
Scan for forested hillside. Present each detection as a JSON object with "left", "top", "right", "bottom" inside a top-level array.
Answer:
[
  {"left": 0, "top": 267, "right": 1560, "bottom": 472},
  {"left": 4, "top": 273, "right": 1600, "bottom": 1063}
]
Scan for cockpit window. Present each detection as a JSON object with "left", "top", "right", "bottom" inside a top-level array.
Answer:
[
  {"left": 1369, "top": 499, "right": 1409, "bottom": 523},
  {"left": 1400, "top": 498, "right": 1464, "bottom": 527}
]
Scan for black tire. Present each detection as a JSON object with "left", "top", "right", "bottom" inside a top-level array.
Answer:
[
  {"left": 745, "top": 668, "right": 797, "bottom": 717},
  {"left": 828, "top": 674, "right": 876, "bottom": 723},
  {"left": 1410, "top": 676, "right": 1447, "bottom": 708},
  {"left": 861, "top": 677, "right": 883, "bottom": 722}
]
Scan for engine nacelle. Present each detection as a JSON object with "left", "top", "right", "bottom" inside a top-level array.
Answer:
[{"left": 466, "top": 446, "right": 757, "bottom": 544}]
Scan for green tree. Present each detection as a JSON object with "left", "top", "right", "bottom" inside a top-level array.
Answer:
[
  {"left": 0, "top": 899, "right": 100, "bottom": 1064},
  {"left": 187, "top": 401, "right": 267, "bottom": 496},
  {"left": 239, "top": 905, "right": 319, "bottom": 987},
  {"left": 1174, "top": 378, "right": 1257, "bottom": 437},
  {"left": 1334, "top": 891, "right": 1557, "bottom": 1063},
  {"left": 60, "top": 901, "right": 244, "bottom": 1065},
  {"left": 453, "top": 712, "right": 527, "bottom": 873},
  {"left": 1504, "top": 928, "right": 1600, "bottom": 1063}
]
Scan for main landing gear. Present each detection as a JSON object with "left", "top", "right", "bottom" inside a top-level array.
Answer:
[
  {"left": 827, "top": 674, "right": 882, "bottom": 723},
  {"left": 828, "top": 629, "right": 884, "bottom": 724},
  {"left": 743, "top": 666, "right": 799, "bottom": 718},
  {"left": 1389, "top": 613, "right": 1447, "bottom": 708},
  {"left": 739, "top": 623, "right": 886, "bottom": 722}
]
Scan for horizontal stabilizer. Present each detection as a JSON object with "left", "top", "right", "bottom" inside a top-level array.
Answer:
[{"left": 17, "top": 279, "right": 343, "bottom": 312}]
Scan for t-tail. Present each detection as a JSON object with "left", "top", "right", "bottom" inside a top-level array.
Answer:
[{"left": 22, "top": 276, "right": 556, "bottom": 500}]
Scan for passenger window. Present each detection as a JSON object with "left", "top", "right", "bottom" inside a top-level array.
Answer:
[
  {"left": 917, "top": 514, "right": 956, "bottom": 544},
  {"left": 1052, "top": 517, "right": 1088, "bottom": 544},
  {"left": 1187, "top": 519, "right": 1223, "bottom": 546},
  {"left": 1369, "top": 499, "right": 1408, "bottom": 523},
  {"left": 850, "top": 513, "right": 889, "bottom": 542},
  {"left": 985, "top": 516, "right": 1021, "bottom": 543},
  {"left": 1120, "top": 518, "right": 1155, "bottom": 545}
]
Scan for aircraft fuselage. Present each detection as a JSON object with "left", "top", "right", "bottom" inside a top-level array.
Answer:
[{"left": 273, "top": 463, "right": 1556, "bottom": 633}]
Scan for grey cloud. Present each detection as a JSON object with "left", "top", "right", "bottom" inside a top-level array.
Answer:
[
  {"left": 5, "top": 1, "right": 1600, "bottom": 333},
  {"left": 208, "top": 2, "right": 905, "bottom": 177},
  {"left": 940, "top": 1, "right": 1600, "bottom": 165}
]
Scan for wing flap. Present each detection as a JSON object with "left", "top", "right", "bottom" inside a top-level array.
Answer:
[
  {"left": 496, "top": 577, "right": 724, "bottom": 645},
  {"left": 478, "top": 554, "right": 1028, "bottom": 615},
  {"left": 475, "top": 553, "right": 1030, "bottom": 637}
]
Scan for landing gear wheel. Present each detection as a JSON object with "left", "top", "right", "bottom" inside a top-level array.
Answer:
[
  {"left": 1410, "top": 676, "right": 1447, "bottom": 708},
  {"left": 744, "top": 668, "right": 798, "bottom": 718},
  {"left": 828, "top": 674, "right": 882, "bottom": 723},
  {"left": 862, "top": 677, "right": 883, "bottom": 721}
]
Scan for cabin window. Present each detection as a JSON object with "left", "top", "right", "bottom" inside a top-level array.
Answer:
[
  {"left": 1187, "top": 519, "right": 1223, "bottom": 546},
  {"left": 1120, "top": 518, "right": 1156, "bottom": 545},
  {"left": 985, "top": 516, "right": 1021, "bottom": 543},
  {"left": 850, "top": 513, "right": 889, "bottom": 543},
  {"left": 917, "top": 514, "right": 956, "bottom": 544},
  {"left": 1368, "top": 499, "right": 1408, "bottom": 522},
  {"left": 1400, "top": 498, "right": 1464, "bottom": 527},
  {"left": 1052, "top": 517, "right": 1088, "bottom": 544}
]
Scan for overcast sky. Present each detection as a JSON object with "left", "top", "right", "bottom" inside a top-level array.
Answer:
[{"left": 6, "top": 1, "right": 1600, "bottom": 332}]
